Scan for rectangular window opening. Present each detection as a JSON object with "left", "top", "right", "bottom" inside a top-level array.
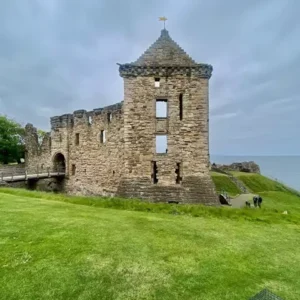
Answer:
[
  {"left": 71, "top": 164, "right": 76, "bottom": 175},
  {"left": 59, "top": 134, "right": 62, "bottom": 143},
  {"left": 156, "top": 135, "right": 167, "bottom": 154},
  {"left": 75, "top": 133, "right": 79, "bottom": 145},
  {"left": 151, "top": 161, "right": 158, "bottom": 184},
  {"left": 49, "top": 137, "right": 51, "bottom": 149},
  {"left": 179, "top": 93, "right": 183, "bottom": 120},
  {"left": 107, "top": 112, "right": 112, "bottom": 123},
  {"left": 154, "top": 78, "right": 160, "bottom": 88},
  {"left": 88, "top": 116, "right": 92, "bottom": 125},
  {"left": 100, "top": 130, "right": 106, "bottom": 144},
  {"left": 175, "top": 163, "right": 182, "bottom": 184},
  {"left": 156, "top": 99, "right": 167, "bottom": 118}
]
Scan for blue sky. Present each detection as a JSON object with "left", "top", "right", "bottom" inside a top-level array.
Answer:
[{"left": 0, "top": 0, "right": 299, "bottom": 156}]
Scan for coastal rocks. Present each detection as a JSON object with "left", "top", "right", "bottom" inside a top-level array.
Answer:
[{"left": 211, "top": 161, "right": 261, "bottom": 174}]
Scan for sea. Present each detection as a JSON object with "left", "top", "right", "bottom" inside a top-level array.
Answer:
[{"left": 210, "top": 155, "right": 300, "bottom": 192}]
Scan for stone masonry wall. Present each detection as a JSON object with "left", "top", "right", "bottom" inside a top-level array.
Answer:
[
  {"left": 24, "top": 124, "right": 52, "bottom": 173},
  {"left": 118, "top": 74, "right": 218, "bottom": 204},
  {"left": 66, "top": 104, "right": 124, "bottom": 196},
  {"left": 24, "top": 103, "right": 124, "bottom": 196},
  {"left": 122, "top": 76, "right": 210, "bottom": 178}
]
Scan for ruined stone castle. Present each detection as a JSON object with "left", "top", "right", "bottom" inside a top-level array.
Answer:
[{"left": 25, "top": 28, "right": 218, "bottom": 204}]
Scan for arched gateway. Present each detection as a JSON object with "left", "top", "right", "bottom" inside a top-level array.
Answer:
[{"left": 53, "top": 153, "right": 66, "bottom": 173}]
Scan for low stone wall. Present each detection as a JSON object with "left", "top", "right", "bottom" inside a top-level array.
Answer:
[{"left": 117, "top": 175, "right": 219, "bottom": 205}]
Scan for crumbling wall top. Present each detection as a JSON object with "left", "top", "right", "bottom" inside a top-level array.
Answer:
[{"left": 50, "top": 101, "right": 124, "bottom": 129}]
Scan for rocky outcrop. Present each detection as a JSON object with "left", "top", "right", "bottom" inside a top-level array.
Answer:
[{"left": 211, "top": 161, "right": 261, "bottom": 174}]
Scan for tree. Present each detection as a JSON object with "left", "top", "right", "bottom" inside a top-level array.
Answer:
[
  {"left": 0, "top": 115, "right": 25, "bottom": 164},
  {"left": 37, "top": 129, "right": 47, "bottom": 145}
]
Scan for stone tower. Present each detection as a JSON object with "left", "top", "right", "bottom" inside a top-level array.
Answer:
[{"left": 117, "top": 29, "right": 218, "bottom": 204}]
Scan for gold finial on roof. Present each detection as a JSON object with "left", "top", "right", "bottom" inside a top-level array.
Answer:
[{"left": 159, "top": 16, "right": 167, "bottom": 29}]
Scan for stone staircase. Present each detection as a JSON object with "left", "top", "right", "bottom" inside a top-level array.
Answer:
[{"left": 225, "top": 172, "right": 250, "bottom": 194}]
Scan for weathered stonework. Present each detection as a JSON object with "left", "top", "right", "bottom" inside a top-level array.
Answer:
[{"left": 24, "top": 28, "right": 218, "bottom": 204}]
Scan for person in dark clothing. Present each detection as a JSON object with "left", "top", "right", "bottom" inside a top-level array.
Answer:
[
  {"left": 253, "top": 196, "right": 258, "bottom": 207},
  {"left": 258, "top": 195, "right": 263, "bottom": 208}
]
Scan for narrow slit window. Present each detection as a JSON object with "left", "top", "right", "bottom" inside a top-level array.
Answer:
[
  {"left": 154, "top": 78, "right": 160, "bottom": 88},
  {"left": 156, "top": 99, "right": 167, "bottom": 118},
  {"left": 71, "top": 164, "right": 76, "bottom": 175},
  {"left": 75, "top": 133, "right": 79, "bottom": 145},
  {"left": 100, "top": 130, "right": 106, "bottom": 144},
  {"left": 49, "top": 137, "right": 51, "bottom": 149},
  {"left": 175, "top": 163, "right": 182, "bottom": 184},
  {"left": 156, "top": 135, "right": 167, "bottom": 154},
  {"left": 179, "top": 93, "right": 183, "bottom": 120},
  {"left": 151, "top": 161, "right": 158, "bottom": 184},
  {"left": 88, "top": 116, "right": 92, "bottom": 125},
  {"left": 59, "top": 134, "right": 62, "bottom": 143},
  {"left": 107, "top": 112, "right": 112, "bottom": 123}
]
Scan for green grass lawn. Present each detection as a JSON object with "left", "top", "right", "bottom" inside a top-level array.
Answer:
[
  {"left": 260, "top": 191, "right": 300, "bottom": 214},
  {"left": 210, "top": 172, "right": 241, "bottom": 196},
  {"left": 1, "top": 189, "right": 300, "bottom": 300}
]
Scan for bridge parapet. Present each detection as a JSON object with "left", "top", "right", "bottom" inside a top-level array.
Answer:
[{"left": 0, "top": 166, "right": 65, "bottom": 183}]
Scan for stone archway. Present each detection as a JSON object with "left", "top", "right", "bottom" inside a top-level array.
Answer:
[{"left": 53, "top": 153, "right": 66, "bottom": 173}]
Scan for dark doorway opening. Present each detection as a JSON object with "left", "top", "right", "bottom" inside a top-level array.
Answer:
[{"left": 53, "top": 153, "right": 66, "bottom": 173}]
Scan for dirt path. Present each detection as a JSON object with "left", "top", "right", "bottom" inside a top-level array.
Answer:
[{"left": 230, "top": 193, "right": 255, "bottom": 208}]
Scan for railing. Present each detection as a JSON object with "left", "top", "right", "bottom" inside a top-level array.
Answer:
[{"left": 0, "top": 166, "right": 65, "bottom": 182}]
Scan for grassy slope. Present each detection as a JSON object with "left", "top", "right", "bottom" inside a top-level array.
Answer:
[
  {"left": 210, "top": 171, "right": 241, "bottom": 196},
  {"left": 260, "top": 192, "right": 300, "bottom": 214},
  {"left": 1, "top": 188, "right": 299, "bottom": 224},
  {"left": 1, "top": 192, "right": 300, "bottom": 300},
  {"left": 230, "top": 171, "right": 297, "bottom": 194},
  {"left": 211, "top": 171, "right": 300, "bottom": 214}
]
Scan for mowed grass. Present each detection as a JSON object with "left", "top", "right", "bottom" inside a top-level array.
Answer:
[
  {"left": 1, "top": 188, "right": 299, "bottom": 224},
  {"left": 210, "top": 172, "right": 241, "bottom": 196},
  {"left": 1, "top": 190, "right": 300, "bottom": 300}
]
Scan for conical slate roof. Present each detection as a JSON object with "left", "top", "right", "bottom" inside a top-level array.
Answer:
[{"left": 131, "top": 29, "right": 198, "bottom": 67}]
